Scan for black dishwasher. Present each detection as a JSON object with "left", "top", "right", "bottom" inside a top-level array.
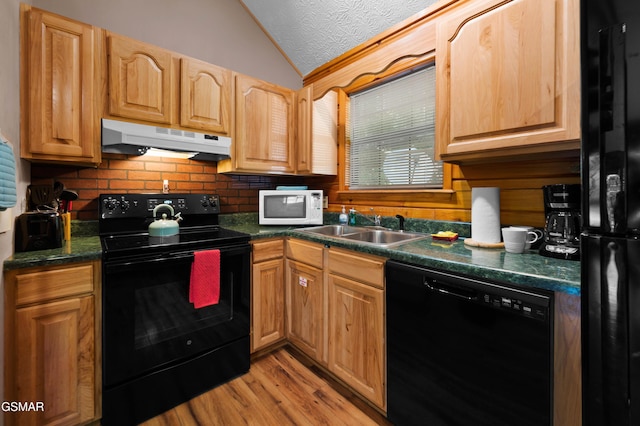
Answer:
[{"left": 386, "top": 260, "right": 553, "bottom": 426}]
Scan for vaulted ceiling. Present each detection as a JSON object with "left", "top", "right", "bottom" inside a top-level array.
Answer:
[{"left": 240, "top": 0, "right": 438, "bottom": 77}]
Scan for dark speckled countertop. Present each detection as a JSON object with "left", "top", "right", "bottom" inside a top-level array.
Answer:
[
  {"left": 220, "top": 213, "right": 581, "bottom": 296},
  {"left": 3, "top": 221, "right": 102, "bottom": 270},
  {"left": 2, "top": 215, "right": 581, "bottom": 295}
]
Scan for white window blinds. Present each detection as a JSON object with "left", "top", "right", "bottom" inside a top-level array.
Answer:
[{"left": 348, "top": 65, "right": 442, "bottom": 189}]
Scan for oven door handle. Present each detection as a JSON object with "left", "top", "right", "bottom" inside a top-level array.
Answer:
[
  {"left": 103, "top": 244, "right": 250, "bottom": 272},
  {"left": 104, "top": 252, "right": 195, "bottom": 271}
]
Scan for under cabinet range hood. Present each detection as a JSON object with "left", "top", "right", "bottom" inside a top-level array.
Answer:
[{"left": 101, "top": 118, "right": 231, "bottom": 161}]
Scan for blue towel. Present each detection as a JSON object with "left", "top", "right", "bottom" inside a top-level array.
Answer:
[{"left": 0, "top": 135, "right": 17, "bottom": 210}]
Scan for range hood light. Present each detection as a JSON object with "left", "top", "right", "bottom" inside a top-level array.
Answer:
[{"left": 142, "top": 148, "right": 199, "bottom": 159}]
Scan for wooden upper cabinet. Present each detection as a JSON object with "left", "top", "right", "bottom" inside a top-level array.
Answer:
[
  {"left": 20, "top": 5, "right": 100, "bottom": 166},
  {"left": 107, "top": 33, "right": 175, "bottom": 124},
  {"left": 297, "top": 86, "right": 338, "bottom": 176},
  {"left": 297, "top": 85, "right": 313, "bottom": 174},
  {"left": 436, "top": 0, "right": 580, "bottom": 162},
  {"left": 107, "top": 34, "right": 233, "bottom": 135},
  {"left": 180, "top": 58, "right": 231, "bottom": 134},
  {"left": 226, "top": 73, "right": 295, "bottom": 174}
]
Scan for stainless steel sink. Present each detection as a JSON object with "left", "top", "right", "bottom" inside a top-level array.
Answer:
[
  {"left": 340, "top": 229, "right": 427, "bottom": 247},
  {"left": 299, "top": 225, "right": 363, "bottom": 236},
  {"left": 299, "top": 225, "right": 427, "bottom": 248}
]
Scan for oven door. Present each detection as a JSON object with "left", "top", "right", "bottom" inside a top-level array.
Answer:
[{"left": 102, "top": 243, "right": 250, "bottom": 388}]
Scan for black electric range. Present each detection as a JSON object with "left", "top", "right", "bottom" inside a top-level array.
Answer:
[{"left": 98, "top": 193, "right": 251, "bottom": 426}]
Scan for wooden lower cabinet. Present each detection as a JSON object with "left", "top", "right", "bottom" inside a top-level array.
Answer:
[
  {"left": 327, "top": 248, "right": 386, "bottom": 411},
  {"left": 327, "top": 274, "right": 385, "bottom": 410},
  {"left": 4, "top": 260, "right": 101, "bottom": 426},
  {"left": 251, "top": 239, "right": 286, "bottom": 352},
  {"left": 279, "top": 239, "right": 386, "bottom": 409},
  {"left": 285, "top": 258, "right": 325, "bottom": 362}
]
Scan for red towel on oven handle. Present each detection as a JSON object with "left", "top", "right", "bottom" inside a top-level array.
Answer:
[{"left": 189, "top": 249, "right": 220, "bottom": 308}]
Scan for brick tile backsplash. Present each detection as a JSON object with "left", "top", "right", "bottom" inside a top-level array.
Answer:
[{"left": 30, "top": 153, "right": 306, "bottom": 220}]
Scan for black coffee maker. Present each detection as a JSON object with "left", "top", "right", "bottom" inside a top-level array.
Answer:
[{"left": 539, "top": 184, "right": 581, "bottom": 260}]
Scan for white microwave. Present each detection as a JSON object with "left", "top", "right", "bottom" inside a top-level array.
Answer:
[{"left": 259, "top": 190, "right": 323, "bottom": 225}]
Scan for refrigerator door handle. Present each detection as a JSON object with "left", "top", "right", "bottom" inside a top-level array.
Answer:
[
  {"left": 599, "top": 24, "right": 627, "bottom": 234},
  {"left": 606, "top": 174, "right": 622, "bottom": 230}
]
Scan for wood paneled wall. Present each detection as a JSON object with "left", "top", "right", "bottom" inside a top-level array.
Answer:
[{"left": 316, "top": 155, "right": 580, "bottom": 229}]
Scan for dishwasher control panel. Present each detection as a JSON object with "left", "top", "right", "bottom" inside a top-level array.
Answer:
[
  {"left": 482, "top": 293, "right": 548, "bottom": 321},
  {"left": 424, "top": 271, "right": 551, "bottom": 323}
]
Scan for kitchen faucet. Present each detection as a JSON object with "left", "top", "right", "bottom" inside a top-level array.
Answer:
[
  {"left": 370, "top": 208, "right": 382, "bottom": 226},
  {"left": 396, "top": 214, "right": 405, "bottom": 232},
  {"left": 351, "top": 208, "right": 382, "bottom": 226}
]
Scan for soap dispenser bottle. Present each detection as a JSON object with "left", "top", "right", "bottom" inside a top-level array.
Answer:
[
  {"left": 339, "top": 205, "right": 348, "bottom": 225},
  {"left": 349, "top": 208, "right": 357, "bottom": 226}
]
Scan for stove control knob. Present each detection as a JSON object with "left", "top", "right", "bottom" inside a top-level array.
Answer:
[
  {"left": 120, "top": 200, "right": 130, "bottom": 211},
  {"left": 104, "top": 199, "right": 118, "bottom": 211},
  {"left": 208, "top": 197, "right": 218, "bottom": 207},
  {"left": 201, "top": 199, "right": 209, "bottom": 207}
]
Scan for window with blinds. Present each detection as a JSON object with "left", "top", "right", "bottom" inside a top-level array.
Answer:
[{"left": 348, "top": 65, "right": 442, "bottom": 189}]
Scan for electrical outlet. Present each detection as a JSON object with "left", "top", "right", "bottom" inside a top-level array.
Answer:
[{"left": 323, "top": 196, "right": 328, "bottom": 209}]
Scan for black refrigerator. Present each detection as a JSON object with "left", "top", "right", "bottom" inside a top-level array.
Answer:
[{"left": 581, "top": 0, "right": 640, "bottom": 425}]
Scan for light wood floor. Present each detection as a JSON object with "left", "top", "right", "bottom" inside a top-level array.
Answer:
[{"left": 141, "top": 347, "right": 392, "bottom": 425}]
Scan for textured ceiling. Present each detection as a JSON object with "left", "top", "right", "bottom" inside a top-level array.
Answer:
[{"left": 240, "top": 0, "right": 438, "bottom": 77}]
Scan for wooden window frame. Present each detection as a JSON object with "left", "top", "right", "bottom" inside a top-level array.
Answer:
[{"left": 334, "top": 59, "right": 454, "bottom": 205}]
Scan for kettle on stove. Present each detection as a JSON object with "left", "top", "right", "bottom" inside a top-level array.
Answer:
[{"left": 148, "top": 204, "right": 182, "bottom": 238}]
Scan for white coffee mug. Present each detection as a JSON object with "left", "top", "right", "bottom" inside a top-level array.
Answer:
[
  {"left": 502, "top": 227, "right": 541, "bottom": 254},
  {"left": 509, "top": 226, "right": 543, "bottom": 249}
]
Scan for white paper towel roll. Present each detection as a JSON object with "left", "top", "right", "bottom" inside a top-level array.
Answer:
[{"left": 471, "top": 187, "right": 501, "bottom": 243}]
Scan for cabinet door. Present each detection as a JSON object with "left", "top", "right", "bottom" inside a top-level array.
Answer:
[
  {"left": 296, "top": 85, "right": 313, "bottom": 174},
  {"left": 180, "top": 57, "right": 231, "bottom": 134},
  {"left": 252, "top": 258, "right": 285, "bottom": 352},
  {"left": 234, "top": 74, "right": 295, "bottom": 173},
  {"left": 328, "top": 274, "right": 385, "bottom": 409},
  {"left": 108, "top": 34, "right": 174, "bottom": 124},
  {"left": 22, "top": 7, "right": 99, "bottom": 165},
  {"left": 296, "top": 86, "right": 338, "bottom": 176},
  {"left": 285, "top": 259, "right": 324, "bottom": 361},
  {"left": 436, "top": 0, "right": 580, "bottom": 162},
  {"left": 13, "top": 296, "right": 95, "bottom": 426}
]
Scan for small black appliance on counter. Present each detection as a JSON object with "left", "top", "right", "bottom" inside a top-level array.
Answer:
[
  {"left": 539, "top": 184, "right": 581, "bottom": 260},
  {"left": 14, "top": 211, "right": 63, "bottom": 252}
]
